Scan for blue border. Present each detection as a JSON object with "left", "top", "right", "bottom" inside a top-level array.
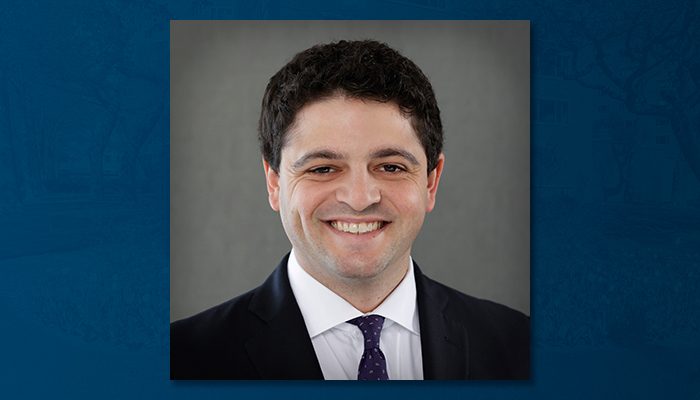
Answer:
[{"left": 1, "top": 0, "right": 699, "bottom": 398}]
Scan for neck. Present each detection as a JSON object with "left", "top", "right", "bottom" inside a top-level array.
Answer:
[
  {"left": 297, "top": 255, "right": 410, "bottom": 313},
  {"left": 331, "top": 269, "right": 408, "bottom": 313}
]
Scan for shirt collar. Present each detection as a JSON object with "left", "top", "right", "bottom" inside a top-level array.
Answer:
[{"left": 287, "top": 248, "right": 419, "bottom": 338}]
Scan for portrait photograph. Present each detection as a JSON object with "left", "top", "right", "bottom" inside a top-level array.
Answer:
[{"left": 170, "top": 20, "right": 530, "bottom": 380}]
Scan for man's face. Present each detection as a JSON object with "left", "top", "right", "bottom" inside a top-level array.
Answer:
[{"left": 263, "top": 96, "right": 444, "bottom": 287}]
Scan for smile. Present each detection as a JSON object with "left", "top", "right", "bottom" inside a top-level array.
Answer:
[{"left": 329, "top": 221, "right": 386, "bottom": 234}]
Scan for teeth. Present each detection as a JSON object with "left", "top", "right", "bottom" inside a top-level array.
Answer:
[{"left": 331, "top": 221, "right": 383, "bottom": 234}]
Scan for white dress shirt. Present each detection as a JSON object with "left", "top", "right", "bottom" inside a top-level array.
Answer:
[{"left": 287, "top": 249, "right": 424, "bottom": 380}]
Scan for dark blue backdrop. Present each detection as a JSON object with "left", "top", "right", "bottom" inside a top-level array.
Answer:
[{"left": 1, "top": 0, "right": 699, "bottom": 398}]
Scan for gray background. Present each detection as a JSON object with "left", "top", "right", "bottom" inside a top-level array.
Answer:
[{"left": 170, "top": 21, "right": 530, "bottom": 322}]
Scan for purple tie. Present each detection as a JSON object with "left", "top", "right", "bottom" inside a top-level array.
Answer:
[{"left": 347, "top": 315, "right": 389, "bottom": 380}]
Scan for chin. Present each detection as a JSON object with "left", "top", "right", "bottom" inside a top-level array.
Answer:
[{"left": 329, "top": 256, "right": 391, "bottom": 280}]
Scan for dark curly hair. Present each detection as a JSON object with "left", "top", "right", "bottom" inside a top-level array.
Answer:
[{"left": 258, "top": 39, "right": 443, "bottom": 173}]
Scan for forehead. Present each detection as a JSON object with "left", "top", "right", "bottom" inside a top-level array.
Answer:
[{"left": 283, "top": 96, "right": 424, "bottom": 160}]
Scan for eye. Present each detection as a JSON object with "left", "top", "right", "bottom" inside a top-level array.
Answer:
[
  {"left": 380, "top": 164, "right": 406, "bottom": 173},
  {"left": 308, "top": 166, "right": 334, "bottom": 174}
]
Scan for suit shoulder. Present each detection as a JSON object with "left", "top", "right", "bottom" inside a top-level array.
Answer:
[
  {"left": 171, "top": 289, "right": 258, "bottom": 339},
  {"left": 424, "top": 275, "right": 529, "bottom": 327},
  {"left": 170, "top": 288, "right": 261, "bottom": 379},
  {"left": 420, "top": 275, "right": 530, "bottom": 378}
]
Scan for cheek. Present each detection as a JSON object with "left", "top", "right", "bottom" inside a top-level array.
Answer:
[
  {"left": 287, "top": 182, "right": 332, "bottom": 220},
  {"left": 384, "top": 181, "right": 427, "bottom": 210}
]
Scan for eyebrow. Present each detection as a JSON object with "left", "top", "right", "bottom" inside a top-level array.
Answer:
[
  {"left": 291, "top": 147, "right": 421, "bottom": 170},
  {"left": 292, "top": 150, "right": 345, "bottom": 170},
  {"left": 370, "top": 148, "right": 420, "bottom": 166}
]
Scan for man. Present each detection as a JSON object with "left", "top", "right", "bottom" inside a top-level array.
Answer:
[{"left": 171, "top": 40, "right": 529, "bottom": 380}]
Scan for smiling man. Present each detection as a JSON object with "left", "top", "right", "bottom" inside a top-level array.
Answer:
[{"left": 170, "top": 40, "right": 530, "bottom": 380}]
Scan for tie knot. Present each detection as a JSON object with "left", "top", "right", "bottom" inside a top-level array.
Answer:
[{"left": 347, "top": 314, "right": 385, "bottom": 350}]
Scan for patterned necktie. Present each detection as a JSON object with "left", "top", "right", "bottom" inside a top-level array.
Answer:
[{"left": 347, "top": 314, "right": 389, "bottom": 380}]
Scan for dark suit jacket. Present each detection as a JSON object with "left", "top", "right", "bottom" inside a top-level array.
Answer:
[{"left": 170, "top": 254, "right": 530, "bottom": 380}]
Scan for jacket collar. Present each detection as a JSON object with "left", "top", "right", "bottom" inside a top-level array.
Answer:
[
  {"left": 243, "top": 254, "right": 469, "bottom": 380},
  {"left": 245, "top": 253, "right": 324, "bottom": 379},
  {"left": 414, "top": 261, "right": 470, "bottom": 379}
]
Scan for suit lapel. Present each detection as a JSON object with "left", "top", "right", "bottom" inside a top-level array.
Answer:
[
  {"left": 244, "top": 254, "right": 324, "bottom": 379},
  {"left": 240, "top": 257, "right": 468, "bottom": 380},
  {"left": 415, "top": 263, "right": 470, "bottom": 380}
]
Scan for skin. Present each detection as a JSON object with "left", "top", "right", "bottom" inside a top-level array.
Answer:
[{"left": 263, "top": 96, "right": 444, "bottom": 313}]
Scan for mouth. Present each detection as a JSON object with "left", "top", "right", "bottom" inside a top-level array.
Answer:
[{"left": 327, "top": 220, "right": 389, "bottom": 235}]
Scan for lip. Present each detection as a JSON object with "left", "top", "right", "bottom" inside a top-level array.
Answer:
[
  {"left": 324, "top": 217, "right": 390, "bottom": 224},
  {"left": 324, "top": 219, "right": 391, "bottom": 238}
]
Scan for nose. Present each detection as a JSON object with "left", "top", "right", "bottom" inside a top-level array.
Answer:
[{"left": 335, "top": 169, "right": 381, "bottom": 211}]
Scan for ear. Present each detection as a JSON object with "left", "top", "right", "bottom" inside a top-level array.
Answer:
[
  {"left": 425, "top": 153, "right": 445, "bottom": 213},
  {"left": 262, "top": 157, "right": 281, "bottom": 212}
]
